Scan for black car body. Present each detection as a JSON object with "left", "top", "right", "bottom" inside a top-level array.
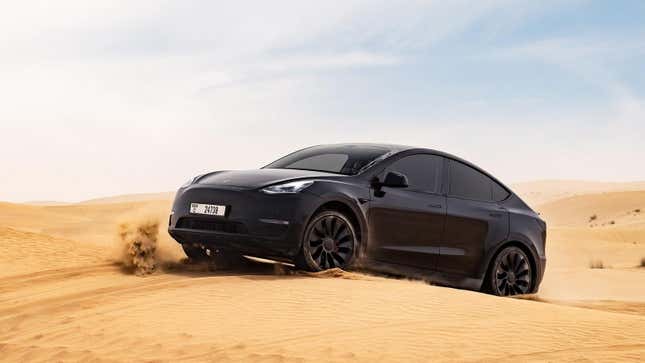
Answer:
[{"left": 169, "top": 144, "right": 546, "bottom": 295}]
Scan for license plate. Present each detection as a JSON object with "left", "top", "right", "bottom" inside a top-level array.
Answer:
[{"left": 190, "top": 203, "right": 226, "bottom": 216}]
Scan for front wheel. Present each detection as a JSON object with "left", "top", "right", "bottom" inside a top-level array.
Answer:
[
  {"left": 296, "top": 210, "right": 358, "bottom": 271},
  {"left": 487, "top": 246, "right": 533, "bottom": 296}
]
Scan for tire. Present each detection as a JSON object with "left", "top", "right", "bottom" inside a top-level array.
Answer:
[
  {"left": 486, "top": 246, "right": 533, "bottom": 296},
  {"left": 296, "top": 210, "right": 358, "bottom": 271},
  {"left": 181, "top": 243, "right": 245, "bottom": 268}
]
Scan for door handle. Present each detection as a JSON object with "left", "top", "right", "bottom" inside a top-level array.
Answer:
[
  {"left": 428, "top": 204, "right": 443, "bottom": 209},
  {"left": 489, "top": 213, "right": 503, "bottom": 218}
]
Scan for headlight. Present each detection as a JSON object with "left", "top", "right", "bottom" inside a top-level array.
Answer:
[
  {"left": 261, "top": 180, "right": 314, "bottom": 194},
  {"left": 180, "top": 175, "right": 202, "bottom": 188}
]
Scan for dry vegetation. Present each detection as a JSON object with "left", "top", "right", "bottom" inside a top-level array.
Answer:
[{"left": 589, "top": 259, "right": 605, "bottom": 269}]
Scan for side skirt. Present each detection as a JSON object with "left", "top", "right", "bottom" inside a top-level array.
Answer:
[{"left": 354, "top": 258, "right": 484, "bottom": 291}]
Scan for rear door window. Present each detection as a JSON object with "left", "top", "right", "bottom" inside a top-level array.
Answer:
[{"left": 449, "top": 161, "right": 508, "bottom": 202}]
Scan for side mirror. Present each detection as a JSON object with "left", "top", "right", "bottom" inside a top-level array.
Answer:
[{"left": 374, "top": 171, "right": 409, "bottom": 188}]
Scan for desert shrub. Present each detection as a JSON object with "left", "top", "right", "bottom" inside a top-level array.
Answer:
[
  {"left": 589, "top": 260, "right": 604, "bottom": 269},
  {"left": 635, "top": 209, "right": 641, "bottom": 213},
  {"left": 641, "top": 257, "right": 645, "bottom": 268},
  {"left": 609, "top": 220, "right": 615, "bottom": 225},
  {"left": 589, "top": 214, "right": 597, "bottom": 222}
]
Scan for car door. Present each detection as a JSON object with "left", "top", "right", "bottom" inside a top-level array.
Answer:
[
  {"left": 437, "top": 160, "right": 509, "bottom": 277},
  {"left": 367, "top": 154, "right": 446, "bottom": 270}
]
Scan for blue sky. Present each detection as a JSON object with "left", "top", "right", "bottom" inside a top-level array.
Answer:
[{"left": 1, "top": 0, "right": 644, "bottom": 202}]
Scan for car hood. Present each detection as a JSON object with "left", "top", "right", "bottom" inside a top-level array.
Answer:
[{"left": 196, "top": 169, "right": 343, "bottom": 189}]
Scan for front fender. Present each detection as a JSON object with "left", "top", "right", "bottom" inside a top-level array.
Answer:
[{"left": 302, "top": 180, "right": 371, "bottom": 250}]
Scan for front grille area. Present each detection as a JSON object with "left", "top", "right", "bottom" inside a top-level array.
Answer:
[{"left": 176, "top": 217, "right": 248, "bottom": 234}]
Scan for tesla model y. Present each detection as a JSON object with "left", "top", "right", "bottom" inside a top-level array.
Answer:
[{"left": 168, "top": 144, "right": 546, "bottom": 296}]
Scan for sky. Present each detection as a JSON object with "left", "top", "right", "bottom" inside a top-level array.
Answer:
[{"left": 1, "top": 0, "right": 644, "bottom": 202}]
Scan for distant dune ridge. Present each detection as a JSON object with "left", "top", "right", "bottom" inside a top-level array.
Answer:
[
  {"left": 1, "top": 180, "right": 645, "bottom": 361},
  {"left": 511, "top": 179, "right": 645, "bottom": 207},
  {"left": 78, "top": 191, "right": 175, "bottom": 205},
  {"left": 537, "top": 190, "right": 645, "bottom": 228}
]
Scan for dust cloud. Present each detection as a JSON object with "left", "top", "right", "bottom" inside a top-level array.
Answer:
[
  {"left": 117, "top": 218, "right": 160, "bottom": 275},
  {"left": 113, "top": 208, "right": 184, "bottom": 275}
]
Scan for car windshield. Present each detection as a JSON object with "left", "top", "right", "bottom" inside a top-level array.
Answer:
[{"left": 264, "top": 145, "right": 391, "bottom": 175}]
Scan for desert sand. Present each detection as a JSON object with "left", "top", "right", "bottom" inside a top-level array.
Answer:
[
  {"left": 1, "top": 183, "right": 645, "bottom": 362},
  {"left": 510, "top": 180, "right": 645, "bottom": 207}
]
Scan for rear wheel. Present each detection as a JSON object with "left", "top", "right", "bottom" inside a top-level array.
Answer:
[
  {"left": 296, "top": 210, "right": 358, "bottom": 271},
  {"left": 487, "top": 246, "right": 533, "bottom": 296},
  {"left": 181, "top": 244, "right": 245, "bottom": 268}
]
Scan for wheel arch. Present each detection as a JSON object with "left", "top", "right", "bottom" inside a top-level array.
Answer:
[
  {"left": 480, "top": 239, "right": 540, "bottom": 293},
  {"left": 312, "top": 200, "right": 363, "bottom": 239},
  {"left": 301, "top": 197, "right": 367, "bottom": 254}
]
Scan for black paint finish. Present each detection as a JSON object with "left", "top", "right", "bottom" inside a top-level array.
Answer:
[{"left": 168, "top": 143, "right": 547, "bottom": 295}]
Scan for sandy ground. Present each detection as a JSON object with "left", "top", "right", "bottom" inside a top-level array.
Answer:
[
  {"left": 511, "top": 180, "right": 645, "bottom": 206},
  {"left": 1, "top": 183, "right": 645, "bottom": 362}
]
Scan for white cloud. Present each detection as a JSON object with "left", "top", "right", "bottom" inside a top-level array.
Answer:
[
  {"left": 488, "top": 34, "right": 645, "bottom": 143},
  {"left": 490, "top": 35, "right": 645, "bottom": 93},
  {"left": 1, "top": 1, "right": 643, "bottom": 202},
  {"left": 494, "top": 36, "right": 645, "bottom": 62},
  {"left": 258, "top": 52, "right": 403, "bottom": 72}
]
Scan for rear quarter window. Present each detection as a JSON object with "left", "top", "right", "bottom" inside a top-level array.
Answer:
[
  {"left": 492, "top": 181, "right": 510, "bottom": 201},
  {"left": 449, "top": 160, "right": 508, "bottom": 202}
]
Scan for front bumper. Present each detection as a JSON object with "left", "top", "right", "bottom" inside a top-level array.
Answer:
[{"left": 168, "top": 184, "right": 322, "bottom": 259}]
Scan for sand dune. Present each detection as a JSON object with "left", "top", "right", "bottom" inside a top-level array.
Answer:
[
  {"left": 23, "top": 201, "right": 71, "bottom": 206},
  {"left": 1, "top": 185, "right": 645, "bottom": 362},
  {"left": 0, "top": 199, "right": 173, "bottom": 247},
  {"left": 0, "top": 227, "right": 105, "bottom": 277},
  {"left": 537, "top": 190, "right": 645, "bottom": 228},
  {"left": 511, "top": 179, "right": 645, "bottom": 207},
  {"left": 531, "top": 189, "right": 645, "bottom": 310},
  {"left": 2, "top": 262, "right": 645, "bottom": 362},
  {"left": 78, "top": 192, "right": 175, "bottom": 205}
]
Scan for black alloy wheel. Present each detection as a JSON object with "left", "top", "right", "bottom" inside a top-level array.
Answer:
[
  {"left": 490, "top": 246, "right": 533, "bottom": 296},
  {"left": 298, "top": 211, "right": 357, "bottom": 271}
]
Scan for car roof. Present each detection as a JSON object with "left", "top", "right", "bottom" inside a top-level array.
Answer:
[
  {"left": 318, "top": 143, "right": 512, "bottom": 192},
  {"left": 314, "top": 142, "right": 462, "bottom": 161},
  {"left": 308, "top": 142, "right": 410, "bottom": 151}
]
